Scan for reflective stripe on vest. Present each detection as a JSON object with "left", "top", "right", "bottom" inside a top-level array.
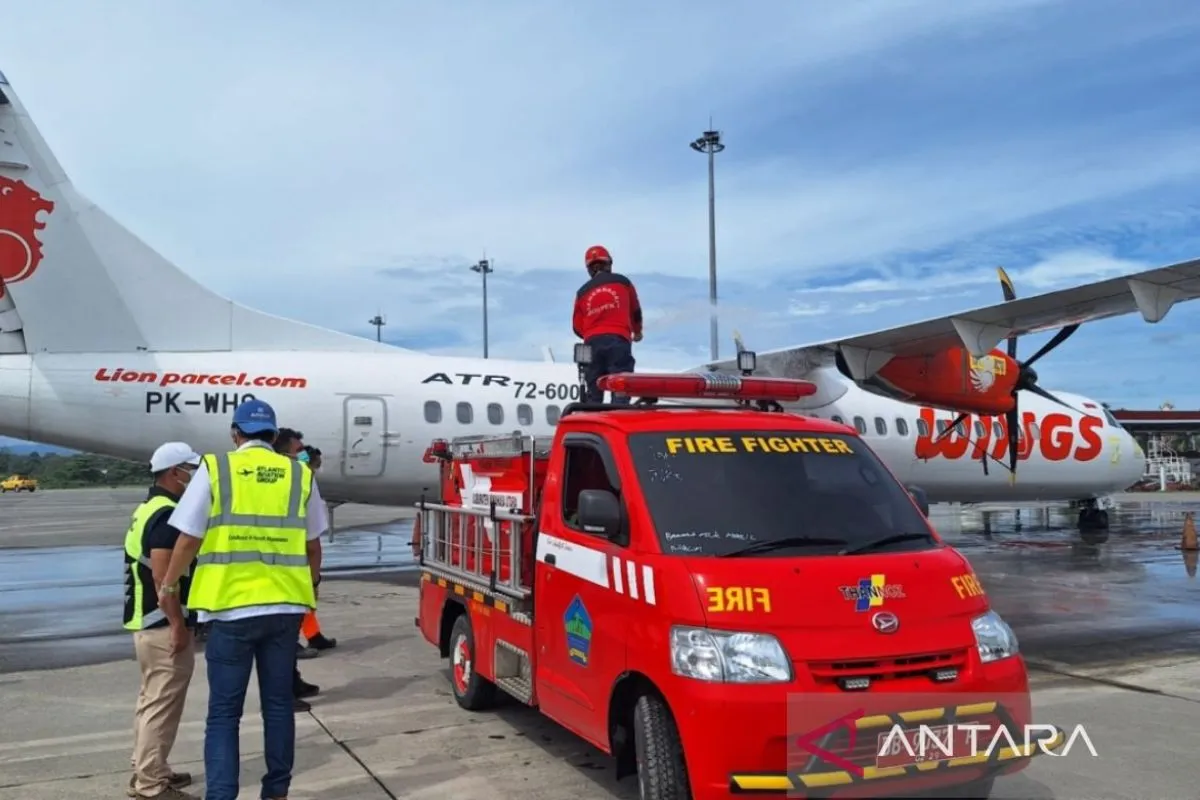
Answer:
[
  {"left": 187, "top": 448, "right": 315, "bottom": 613},
  {"left": 123, "top": 494, "right": 188, "bottom": 630}
]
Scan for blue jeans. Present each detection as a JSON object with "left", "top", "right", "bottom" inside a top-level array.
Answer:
[
  {"left": 204, "top": 613, "right": 303, "bottom": 800},
  {"left": 583, "top": 334, "right": 636, "bottom": 404}
]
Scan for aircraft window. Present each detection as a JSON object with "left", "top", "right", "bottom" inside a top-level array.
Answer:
[
  {"left": 456, "top": 402, "right": 473, "bottom": 424},
  {"left": 1029, "top": 422, "right": 1040, "bottom": 440},
  {"left": 547, "top": 405, "right": 562, "bottom": 424},
  {"left": 487, "top": 403, "right": 504, "bottom": 425},
  {"left": 853, "top": 416, "right": 867, "bottom": 435},
  {"left": 517, "top": 404, "right": 534, "bottom": 426},
  {"left": 955, "top": 419, "right": 967, "bottom": 436},
  {"left": 831, "top": 415, "right": 844, "bottom": 425},
  {"left": 874, "top": 417, "right": 887, "bottom": 436},
  {"left": 916, "top": 418, "right": 929, "bottom": 437},
  {"left": 895, "top": 417, "right": 909, "bottom": 437},
  {"left": 936, "top": 420, "right": 948, "bottom": 435},
  {"left": 423, "top": 401, "right": 442, "bottom": 424},
  {"left": 974, "top": 420, "right": 986, "bottom": 438},
  {"left": 993, "top": 421, "right": 1003, "bottom": 439},
  {"left": 1103, "top": 408, "right": 1122, "bottom": 428}
]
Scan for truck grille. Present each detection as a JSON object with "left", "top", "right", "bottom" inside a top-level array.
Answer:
[{"left": 808, "top": 648, "right": 968, "bottom": 684}]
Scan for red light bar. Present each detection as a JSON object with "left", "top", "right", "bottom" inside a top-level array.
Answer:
[{"left": 596, "top": 372, "right": 817, "bottom": 402}]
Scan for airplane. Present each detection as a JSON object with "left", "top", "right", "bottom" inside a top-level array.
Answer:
[{"left": 3, "top": 67, "right": 1200, "bottom": 530}]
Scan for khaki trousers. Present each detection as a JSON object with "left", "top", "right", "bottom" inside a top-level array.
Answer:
[{"left": 130, "top": 626, "right": 195, "bottom": 795}]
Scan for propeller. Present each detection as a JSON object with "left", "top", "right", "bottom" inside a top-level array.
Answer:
[{"left": 933, "top": 267, "right": 1082, "bottom": 477}]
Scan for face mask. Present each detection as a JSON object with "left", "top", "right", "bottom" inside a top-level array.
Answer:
[
  {"left": 297, "top": 451, "right": 310, "bottom": 463},
  {"left": 175, "top": 466, "right": 193, "bottom": 487}
]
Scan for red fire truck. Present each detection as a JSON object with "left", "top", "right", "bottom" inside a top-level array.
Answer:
[{"left": 414, "top": 359, "right": 1064, "bottom": 799}]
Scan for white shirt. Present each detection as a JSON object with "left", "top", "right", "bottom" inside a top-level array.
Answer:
[{"left": 169, "top": 439, "right": 329, "bottom": 623}]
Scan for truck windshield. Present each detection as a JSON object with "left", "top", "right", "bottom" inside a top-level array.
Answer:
[{"left": 627, "top": 430, "right": 933, "bottom": 557}]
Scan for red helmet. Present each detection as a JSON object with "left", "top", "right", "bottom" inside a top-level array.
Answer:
[{"left": 584, "top": 245, "right": 612, "bottom": 270}]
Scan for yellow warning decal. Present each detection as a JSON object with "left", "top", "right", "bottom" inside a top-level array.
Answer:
[{"left": 664, "top": 435, "right": 853, "bottom": 456}]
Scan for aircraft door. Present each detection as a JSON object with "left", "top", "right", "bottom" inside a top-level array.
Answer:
[{"left": 342, "top": 395, "right": 388, "bottom": 477}]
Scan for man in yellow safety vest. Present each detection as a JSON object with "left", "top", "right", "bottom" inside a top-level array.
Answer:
[
  {"left": 157, "top": 399, "right": 327, "bottom": 800},
  {"left": 124, "top": 441, "right": 202, "bottom": 800}
]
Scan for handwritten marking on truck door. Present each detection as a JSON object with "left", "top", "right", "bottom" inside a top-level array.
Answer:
[
  {"left": 951, "top": 573, "right": 986, "bottom": 599},
  {"left": 706, "top": 586, "right": 772, "bottom": 613},
  {"left": 663, "top": 436, "right": 853, "bottom": 455}
]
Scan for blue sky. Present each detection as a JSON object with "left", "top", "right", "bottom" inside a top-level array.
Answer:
[{"left": 2, "top": 0, "right": 1200, "bottom": 455}]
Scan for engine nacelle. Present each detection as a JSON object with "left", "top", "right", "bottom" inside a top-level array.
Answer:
[{"left": 836, "top": 346, "right": 1020, "bottom": 416}]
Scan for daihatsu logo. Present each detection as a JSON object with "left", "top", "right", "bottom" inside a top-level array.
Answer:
[{"left": 871, "top": 611, "right": 899, "bottom": 633}]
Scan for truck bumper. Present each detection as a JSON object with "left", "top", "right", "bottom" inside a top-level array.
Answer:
[
  {"left": 728, "top": 719, "right": 1065, "bottom": 796},
  {"left": 674, "top": 655, "right": 1058, "bottom": 799}
]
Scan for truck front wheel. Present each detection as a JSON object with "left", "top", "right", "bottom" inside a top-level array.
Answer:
[
  {"left": 632, "top": 693, "right": 691, "bottom": 800},
  {"left": 448, "top": 613, "right": 496, "bottom": 711}
]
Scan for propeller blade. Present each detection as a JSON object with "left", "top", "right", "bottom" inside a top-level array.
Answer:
[
  {"left": 997, "top": 267, "right": 1017, "bottom": 302},
  {"left": 996, "top": 267, "right": 1018, "bottom": 359},
  {"left": 1023, "top": 323, "right": 1079, "bottom": 368},
  {"left": 1026, "top": 384, "right": 1080, "bottom": 413},
  {"left": 1006, "top": 407, "right": 1020, "bottom": 476},
  {"left": 933, "top": 413, "right": 969, "bottom": 444}
]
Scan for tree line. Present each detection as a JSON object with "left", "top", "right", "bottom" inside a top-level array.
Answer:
[{"left": 0, "top": 449, "right": 150, "bottom": 489}]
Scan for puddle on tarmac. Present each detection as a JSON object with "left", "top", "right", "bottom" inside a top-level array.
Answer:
[
  {"left": 0, "top": 521, "right": 417, "bottom": 646},
  {"left": 4, "top": 499, "right": 1200, "bottom": 669}
]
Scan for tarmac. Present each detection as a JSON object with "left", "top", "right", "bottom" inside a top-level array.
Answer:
[{"left": 3, "top": 488, "right": 1200, "bottom": 798}]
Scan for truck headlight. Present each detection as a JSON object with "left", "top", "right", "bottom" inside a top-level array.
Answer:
[
  {"left": 669, "top": 626, "right": 792, "bottom": 683},
  {"left": 972, "top": 610, "right": 1019, "bottom": 663}
]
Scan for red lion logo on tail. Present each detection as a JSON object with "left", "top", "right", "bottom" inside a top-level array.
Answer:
[{"left": 0, "top": 176, "right": 55, "bottom": 284}]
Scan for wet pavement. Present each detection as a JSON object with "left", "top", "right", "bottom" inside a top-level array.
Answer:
[
  {"left": 4, "top": 488, "right": 1200, "bottom": 676},
  {"left": 0, "top": 487, "right": 416, "bottom": 673},
  {"left": 4, "top": 490, "right": 1200, "bottom": 798}
]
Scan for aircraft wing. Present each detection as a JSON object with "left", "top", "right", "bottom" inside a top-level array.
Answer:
[{"left": 697, "top": 257, "right": 1200, "bottom": 377}]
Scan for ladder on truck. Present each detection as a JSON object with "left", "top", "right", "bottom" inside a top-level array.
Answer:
[{"left": 416, "top": 432, "right": 553, "bottom": 623}]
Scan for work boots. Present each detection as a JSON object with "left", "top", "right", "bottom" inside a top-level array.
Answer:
[
  {"left": 307, "top": 632, "right": 337, "bottom": 651},
  {"left": 128, "top": 772, "right": 196, "bottom": 799}
]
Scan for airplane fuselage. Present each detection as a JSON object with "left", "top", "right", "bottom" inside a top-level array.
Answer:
[{"left": 0, "top": 350, "right": 1146, "bottom": 507}]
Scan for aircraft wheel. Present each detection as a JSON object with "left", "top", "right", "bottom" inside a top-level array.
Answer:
[
  {"left": 1078, "top": 507, "right": 1110, "bottom": 530},
  {"left": 448, "top": 613, "right": 496, "bottom": 711}
]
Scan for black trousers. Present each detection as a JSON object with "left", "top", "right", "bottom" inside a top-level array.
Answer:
[{"left": 583, "top": 334, "right": 636, "bottom": 404}]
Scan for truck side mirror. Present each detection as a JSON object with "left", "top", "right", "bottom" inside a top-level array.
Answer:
[
  {"left": 906, "top": 485, "right": 930, "bottom": 517},
  {"left": 577, "top": 489, "right": 623, "bottom": 541}
]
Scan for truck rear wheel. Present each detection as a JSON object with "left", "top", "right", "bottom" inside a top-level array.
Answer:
[
  {"left": 632, "top": 693, "right": 691, "bottom": 800},
  {"left": 449, "top": 613, "right": 496, "bottom": 711}
]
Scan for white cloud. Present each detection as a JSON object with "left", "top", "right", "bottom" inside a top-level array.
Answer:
[{"left": 2, "top": 0, "right": 1200, "bottom": 409}]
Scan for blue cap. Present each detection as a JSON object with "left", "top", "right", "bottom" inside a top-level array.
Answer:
[{"left": 232, "top": 399, "right": 278, "bottom": 434}]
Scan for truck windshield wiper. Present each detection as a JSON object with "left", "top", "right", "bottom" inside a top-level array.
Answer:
[
  {"left": 719, "top": 535, "right": 849, "bottom": 558},
  {"left": 839, "top": 532, "right": 935, "bottom": 556}
]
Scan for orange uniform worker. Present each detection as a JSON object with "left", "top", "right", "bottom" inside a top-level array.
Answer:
[
  {"left": 296, "top": 446, "right": 336, "bottom": 652},
  {"left": 572, "top": 245, "right": 643, "bottom": 404}
]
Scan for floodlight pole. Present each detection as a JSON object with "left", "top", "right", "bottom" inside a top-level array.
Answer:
[
  {"left": 690, "top": 127, "right": 724, "bottom": 362},
  {"left": 470, "top": 259, "right": 494, "bottom": 358}
]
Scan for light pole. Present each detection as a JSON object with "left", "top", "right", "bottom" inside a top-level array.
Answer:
[
  {"left": 368, "top": 314, "right": 386, "bottom": 342},
  {"left": 470, "top": 258, "right": 494, "bottom": 358},
  {"left": 690, "top": 126, "right": 724, "bottom": 362}
]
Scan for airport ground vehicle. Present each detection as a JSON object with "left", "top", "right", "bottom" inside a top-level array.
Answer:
[
  {"left": 414, "top": 359, "right": 1064, "bottom": 799},
  {"left": 1, "top": 474, "right": 37, "bottom": 492}
]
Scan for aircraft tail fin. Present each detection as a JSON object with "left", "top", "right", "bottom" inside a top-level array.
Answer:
[{"left": 0, "top": 70, "right": 394, "bottom": 354}]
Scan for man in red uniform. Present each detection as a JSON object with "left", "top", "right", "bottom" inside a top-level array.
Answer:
[{"left": 572, "top": 245, "right": 643, "bottom": 404}]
